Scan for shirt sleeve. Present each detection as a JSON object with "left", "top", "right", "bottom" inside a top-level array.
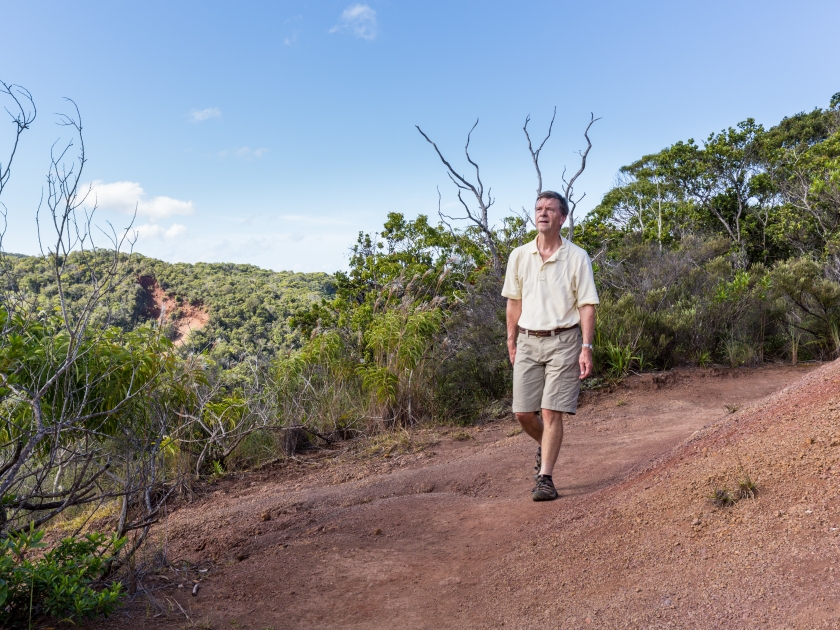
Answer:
[
  {"left": 500, "top": 249, "right": 522, "bottom": 299},
  {"left": 574, "top": 252, "right": 600, "bottom": 307}
]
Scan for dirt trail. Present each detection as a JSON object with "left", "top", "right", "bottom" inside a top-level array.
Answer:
[{"left": 102, "top": 364, "right": 824, "bottom": 629}]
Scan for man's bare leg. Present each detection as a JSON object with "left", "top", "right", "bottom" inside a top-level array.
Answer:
[
  {"left": 538, "top": 408, "right": 564, "bottom": 476},
  {"left": 515, "top": 411, "right": 543, "bottom": 443}
]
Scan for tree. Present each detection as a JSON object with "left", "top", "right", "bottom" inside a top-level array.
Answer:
[
  {"left": 415, "top": 120, "right": 502, "bottom": 275},
  {"left": 0, "top": 83, "right": 176, "bottom": 557},
  {"left": 417, "top": 110, "right": 599, "bottom": 268}
]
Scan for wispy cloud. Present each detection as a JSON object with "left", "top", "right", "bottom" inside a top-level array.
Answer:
[
  {"left": 234, "top": 146, "right": 268, "bottom": 160},
  {"left": 216, "top": 147, "right": 269, "bottom": 161},
  {"left": 189, "top": 107, "right": 221, "bottom": 123},
  {"left": 135, "top": 223, "right": 187, "bottom": 240},
  {"left": 90, "top": 181, "right": 195, "bottom": 220},
  {"left": 282, "top": 214, "right": 352, "bottom": 226},
  {"left": 330, "top": 4, "right": 377, "bottom": 41},
  {"left": 284, "top": 14, "right": 302, "bottom": 45}
]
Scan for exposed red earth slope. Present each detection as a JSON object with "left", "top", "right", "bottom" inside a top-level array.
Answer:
[
  {"left": 137, "top": 276, "right": 209, "bottom": 345},
  {"left": 96, "top": 363, "right": 840, "bottom": 629}
]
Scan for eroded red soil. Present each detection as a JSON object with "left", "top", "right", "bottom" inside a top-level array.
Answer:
[
  {"left": 98, "top": 363, "right": 840, "bottom": 629},
  {"left": 137, "top": 276, "right": 209, "bottom": 345}
]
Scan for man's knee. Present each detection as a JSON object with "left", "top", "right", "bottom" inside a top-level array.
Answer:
[
  {"left": 541, "top": 409, "right": 564, "bottom": 425},
  {"left": 516, "top": 411, "right": 540, "bottom": 426}
]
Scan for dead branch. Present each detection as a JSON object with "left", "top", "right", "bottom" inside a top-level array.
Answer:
[
  {"left": 416, "top": 121, "right": 501, "bottom": 275},
  {"left": 523, "top": 106, "right": 556, "bottom": 197},
  {"left": 563, "top": 113, "right": 601, "bottom": 242}
]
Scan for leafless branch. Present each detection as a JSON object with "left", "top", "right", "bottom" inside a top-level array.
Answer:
[
  {"left": 523, "top": 106, "right": 556, "bottom": 196},
  {"left": 562, "top": 113, "right": 601, "bottom": 242},
  {"left": 416, "top": 121, "right": 501, "bottom": 274}
]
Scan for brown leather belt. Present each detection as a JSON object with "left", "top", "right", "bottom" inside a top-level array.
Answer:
[{"left": 518, "top": 324, "right": 579, "bottom": 337}]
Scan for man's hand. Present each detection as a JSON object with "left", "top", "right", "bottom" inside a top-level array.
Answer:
[
  {"left": 508, "top": 338, "right": 517, "bottom": 365},
  {"left": 579, "top": 347, "right": 593, "bottom": 380},
  {"left": 578, "top": 304, "right": 595, "bottom": 380}
]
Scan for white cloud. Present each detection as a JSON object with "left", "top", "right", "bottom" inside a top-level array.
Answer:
[
  {"left": 233, "top": 147, "right": 269, "bottom": 160},
  {"left": 189, "top": 107, "right": 221, "bottom": 123},
  {"left": 90, "top": 181, "right": 195, "bottom": 220},
  {"left": 135, "top": 223, "right": 187, "bottom": 240},
  {"left": 284, "top": 31, "right": 299, "bottom": 46},
  {"left": 330, "top": 4, "right": 377, "bottom": 40}
]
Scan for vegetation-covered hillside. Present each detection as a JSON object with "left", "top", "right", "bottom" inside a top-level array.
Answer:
[{"left": 4, "top": 253, "right": 333, "bottom": 365}]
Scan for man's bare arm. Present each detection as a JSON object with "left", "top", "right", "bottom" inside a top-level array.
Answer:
[
  {"left": 578, "top": 304, "right": 595, "bottom": 379},
  {"left": 506, "top": 298, "right": 522, "bottom": 365}
]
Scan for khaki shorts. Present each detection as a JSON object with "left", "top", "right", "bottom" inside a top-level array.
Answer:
[{"left": 512, "top": 327, "right": 582, "bottom": 414}]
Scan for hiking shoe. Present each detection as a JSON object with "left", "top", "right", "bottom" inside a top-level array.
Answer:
[
  {"left": 532, "top": 475, "right": 558, "bottom": 501},
  {"left": 534, "top": 446, "right": 542, "bottom": 480}
]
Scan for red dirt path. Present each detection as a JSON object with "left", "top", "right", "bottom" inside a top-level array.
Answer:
[{"left": 99, "top": 362, "right": 840, "bottom": 629}]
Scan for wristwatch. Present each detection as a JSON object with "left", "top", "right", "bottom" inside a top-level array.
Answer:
[{"left": 581, "top": 343, "right": 594, "bottom": 350}]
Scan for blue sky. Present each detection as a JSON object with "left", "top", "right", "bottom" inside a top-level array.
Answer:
[{"left": 1, "top": 0, "right": 838, "bottom": 272}]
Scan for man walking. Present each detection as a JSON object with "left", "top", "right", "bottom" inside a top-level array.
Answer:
[{"left": 502, "top": 191, "right": 599, "bottom": 501}]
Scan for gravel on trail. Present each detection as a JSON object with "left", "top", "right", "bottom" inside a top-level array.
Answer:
[{"left": 95, "top": 363, "right": 840, "bottom": 629}]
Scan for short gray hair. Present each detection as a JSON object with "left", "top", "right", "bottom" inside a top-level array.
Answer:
[{"left": 536, "top": 190, "right": 569, "bottom": 216}]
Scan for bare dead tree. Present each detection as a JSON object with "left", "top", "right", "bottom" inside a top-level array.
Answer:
[
  {"left": 0, "top": 81, "right": 36, "bottom": 199},
  {"left": 416, "top": 120, "right": 501, "bottom": 275},
  {"left": 517, "top": 107, "right": 558, "bottom": 229},
  {"left": 0, "top": 93, "right": 174, "bottom": 549},
  {"left": 562, "top": 113, "right": 601, "bottom": 242},
  {"left": 523, "top": 106, "right": 556, "bottom": 197},
  {"left": 0, "top": 81, "right": 36, "bottom": 282}
]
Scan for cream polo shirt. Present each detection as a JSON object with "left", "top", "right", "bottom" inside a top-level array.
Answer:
[{"left": 501, "top": 237, "right": 599, "bottom": 330}]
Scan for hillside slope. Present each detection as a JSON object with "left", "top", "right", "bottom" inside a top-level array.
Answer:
[
  {"left": 91, "top": 363, "right": 835, "bottom": 628},
  {"left": 2, "top": 252, "right": 333, "bottom": 362}
]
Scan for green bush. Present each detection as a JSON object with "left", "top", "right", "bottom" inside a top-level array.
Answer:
[{"left": 0, "top": 525, "right": 125, "bottom": 626}]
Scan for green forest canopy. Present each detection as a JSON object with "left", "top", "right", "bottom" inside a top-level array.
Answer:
[{"left": 3, "top": 253, "right": 333, "bottom": 366}]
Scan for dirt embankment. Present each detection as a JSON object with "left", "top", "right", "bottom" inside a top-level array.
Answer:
[
  {"left": 137, "top": 276, "right": 209, "bottom": 345},
  {"left": 97, "top": 363, "right": 840, "bottom": 629}
]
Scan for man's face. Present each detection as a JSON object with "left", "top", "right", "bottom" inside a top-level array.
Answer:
[{"left": 534, "top": 197, "right": 566, "bottom": 236}]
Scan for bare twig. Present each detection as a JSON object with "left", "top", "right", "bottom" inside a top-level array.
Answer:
[
  {"left": 562, "top": 113, "right": 601, "bottom": 242},
  {"left": 523, "top": 106, "right": 556, "bottom": 196},
  {"left": 416, "top": 121, "right": 501, "bottom": 274}
]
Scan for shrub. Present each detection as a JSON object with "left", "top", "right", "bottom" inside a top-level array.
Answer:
[{"left": 0, "top": 525, "right": 125, "bottom": 625}]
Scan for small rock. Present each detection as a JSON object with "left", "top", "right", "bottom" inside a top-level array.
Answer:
[
  {"left": 374, "top": 528, "right": 382, "bottom": 535},
  {"left": 261, "top": 512, "right": 271, "bottom": 522},
  {"left": 692, "top": 519, "right": 701, "bottom": 526},
  {"left": 236, "top": 552, "right": 250, "bottom": 562}
]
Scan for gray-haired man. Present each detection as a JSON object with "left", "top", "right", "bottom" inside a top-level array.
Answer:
[{"left": 501, "top": 191, "right": 599, "bottom": 501}]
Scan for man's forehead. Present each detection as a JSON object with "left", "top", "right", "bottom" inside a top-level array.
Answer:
[{"left": 535, "top": 198, "right": 562, "bottom": 210}]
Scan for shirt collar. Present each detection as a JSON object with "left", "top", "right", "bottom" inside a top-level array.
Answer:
[{"left": 528, "top": 236, "right": 567, "bottom": 262}]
